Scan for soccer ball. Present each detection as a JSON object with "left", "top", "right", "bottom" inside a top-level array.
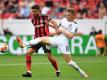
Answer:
[{"left": 0, "top": 43, "right": 8, "bottom": 52}]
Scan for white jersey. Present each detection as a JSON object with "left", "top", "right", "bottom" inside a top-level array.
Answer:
[
  {"left": 56, "top": 18, "right": 78, "bottom": 41},
  {"left": 48, "top": 18, "right": 78, "bottom": 54}
]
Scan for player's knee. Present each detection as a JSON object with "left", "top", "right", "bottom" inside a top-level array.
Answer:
[
  {"left": 26, "top": 52, "right": 32, "bottom": 56},
  {"left": 26, "top": 49, "right": 34, "bottom": 56},
  {"left": 68, "top": 60, "right": 73, "bottom": 65},
  {"left": 47, "top": 53, "right": 52, "bottom": 58}
]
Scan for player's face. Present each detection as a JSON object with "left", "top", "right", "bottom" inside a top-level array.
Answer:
[
  {"left": 31, "top": 9, "right": 40, "bottom": 17},
  {"left": 66, "top": 11, "right": 74, "bottom": 21}
]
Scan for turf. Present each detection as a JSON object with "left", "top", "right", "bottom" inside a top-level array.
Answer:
[{"left": 0, "top": 54, "right": 107, "bottom": 80}]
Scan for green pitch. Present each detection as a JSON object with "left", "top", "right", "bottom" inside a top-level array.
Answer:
[{"left": 0, "top": 54, "right": 107, "bottom": 80}]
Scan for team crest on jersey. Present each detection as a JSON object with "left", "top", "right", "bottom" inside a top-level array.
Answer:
[
  {"left": 40, "top": 20, "right": 43, "bottom": 23},
  {"left": 68, "top": 24, "right": 72, "bottom": 29},
  {"left": 68, "top": 24, "right": 72, "bottom": 27}
]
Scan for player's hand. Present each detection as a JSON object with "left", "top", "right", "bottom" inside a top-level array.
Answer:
[
  {"left": 56, "top": 30, "right": 61, "bottom": 35},
  {"left": 55, "top": 27, "right": 62, "bottom": 35}
]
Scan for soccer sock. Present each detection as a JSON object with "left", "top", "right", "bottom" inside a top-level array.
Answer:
[
  {"left": 68, "top": 60, "right": 82, "bottom": 72},
  {"left": 26, "top": 55, "right": 31, "bottom": 73},
  {"left": 23, "top": 38, "right": 42, "bottom": 46},
  {"left": 50, "top": 58, "right": 59, "bottom": 72},
  {"left": 47, "top": 54, "right": 59, "bottom": 71},
  {"left": 68, "top": 60, "right": 88, "bottom": 77}
]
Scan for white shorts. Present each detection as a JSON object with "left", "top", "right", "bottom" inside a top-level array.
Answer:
[{"left": 48, "top": 36, "right": 70, "bottom": 54}]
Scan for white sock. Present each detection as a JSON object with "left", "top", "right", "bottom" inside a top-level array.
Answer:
[
  {"left": 23, "top": 38, "right": 42, "bottom": 46},
  {"left": 27, "top": 71, "right": 31, "bottom": 73},
  {"left": 68, "top": 60, "right": 87, "bottom": 77},
  {"left": 56, "top": 69, "right": 60, "bottom": 72},
  {"left": 68, "top": 60, "right": 80, "bottom": 70}
]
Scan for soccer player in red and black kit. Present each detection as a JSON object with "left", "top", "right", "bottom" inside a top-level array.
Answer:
[{"left": 22, "top": 5, "right": 60, "bottom": 77}]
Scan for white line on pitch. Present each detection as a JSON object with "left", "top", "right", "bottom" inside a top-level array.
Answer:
[{"left": 0, "top": 60, "right": 107, "bottom": 67}]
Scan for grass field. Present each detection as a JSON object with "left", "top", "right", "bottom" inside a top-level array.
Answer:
[{"left": 0, "top": 54, "right": 107, "bottom": 80}]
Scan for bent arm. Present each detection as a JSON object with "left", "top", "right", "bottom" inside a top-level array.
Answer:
[
  {"left": 49, "top": 19, "right": 59, "bottom": 30},
  {"left": 58, "top": 27, "right": 74, "bottom": 38}
]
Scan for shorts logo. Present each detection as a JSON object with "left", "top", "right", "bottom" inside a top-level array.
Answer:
[{"left": 66, "top": 46, "right": 69, "bottom": 51}]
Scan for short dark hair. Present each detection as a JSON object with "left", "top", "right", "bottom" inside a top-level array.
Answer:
[
  {"left": 98, "top": 30, "right": 102, "bottom": 34},
  {"left": 66, "top": 8, "right": 75, "bottom": 15},
  {"left": 31, "top": 5, "right": 40, "bottom": 10}
]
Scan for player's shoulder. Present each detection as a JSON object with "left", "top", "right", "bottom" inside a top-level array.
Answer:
[
  {"left": 72, "top": 22, "right": 79, "bottom": 28},
  {"left": 60, "top": 18, "right": 67, "bottom": 23},
  {"left": 61, "top": 18, "right": 67, "bottom": 21}
]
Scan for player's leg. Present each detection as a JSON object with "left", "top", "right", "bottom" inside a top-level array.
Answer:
[
  {"left": 44, "top": 46, "right": 60, "bottom": 77},
  {"left": 22, "top": 48, "right": 35, "bottom": 77},
  {"left": 59, "top": 45, "right": 88, "bottom": 78},
  {"left": 16, "top": 36, "right": 51, "bottom": 48},
  {"left": 22, "top": 43, "right": 44, "bottom": 77},
  {"left": 103, "top": 46, "right": 107, "bottom": 56},
  {"left": 63, "top": 54, "right": 88, "bottom": 77},
  {"left": 100, "top": 48, "right": 104, "bottom": 56}
]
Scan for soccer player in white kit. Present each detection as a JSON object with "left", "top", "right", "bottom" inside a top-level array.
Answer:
[{"left": 16, "top": 8, "right": 88, "bottom": 78}]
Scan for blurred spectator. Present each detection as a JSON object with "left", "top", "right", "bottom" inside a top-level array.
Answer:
[
  {"left": 3, "top": 28, "right": 13, "bottom": 36},
  {"left": 0, "top": 0, "right": 107, "bottom": 19},
  {"left": 2, "top": 0, "right": 18, "bottom": 19},
  {"left": 95, "top": 30, "right": 106, "bottom": 56},
  {"left": 90, "top": 27, "right": 97, "bottom": 36},
  {"left": 98, "top": 1, "right": 107, "bottom": 19},
  {"left": 16, "top": 0, "right": 30, "bottom": 19},
  {"left": 40, "top": 1, "right": 51, "bottom": 15}
]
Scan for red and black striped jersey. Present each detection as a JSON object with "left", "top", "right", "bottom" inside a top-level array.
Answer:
[{"left": 31, "top": 15, "right": 51, "bottom": 38}]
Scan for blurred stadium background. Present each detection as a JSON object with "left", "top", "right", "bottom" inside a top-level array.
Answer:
[{"left": 0, "top": 0, "right": 107, "bottom": 80}]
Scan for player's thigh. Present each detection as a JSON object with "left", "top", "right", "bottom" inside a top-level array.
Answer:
[
  {"left": 39, "top": 37, "right": 51, "bottom": 44},
  {"left": 58, "top": 44, "right": 70, "bottom": 54},
  {"left": 40, "top": 37, "right": 58, "bottom": 46},
  {"left": 58, "top": 45, "right": 72, "bottom": 62},
  {"left": 41, "top": 44, "right": 51, "bottom": 53}
]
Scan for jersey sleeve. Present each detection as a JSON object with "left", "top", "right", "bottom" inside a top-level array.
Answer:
[{"left": 69, "top": 24, "right": 78, "bottom": 34}]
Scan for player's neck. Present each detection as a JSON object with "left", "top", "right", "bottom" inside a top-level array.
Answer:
[
  {"left": 34, "top": 14, "right": 40, "bottom": 19},
  {"left": 67, "top": 18, "right": 74, "bottom": 22}
]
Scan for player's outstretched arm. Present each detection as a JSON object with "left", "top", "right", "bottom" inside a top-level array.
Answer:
[
  {"left": 57, "top": 27, "right": 74, "bottom": 39},
  {"left": 49, "top": 19, "right": 59, "bottom": 30}
]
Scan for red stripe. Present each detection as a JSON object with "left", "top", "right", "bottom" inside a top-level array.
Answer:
[
  {"left": 36, "top": 18, "right": 40, "bottom": 37},
  {"left": 34, "top": 28, "right": 37, "bottom": 38},
  {"left": 41, "top": 26, "right": 44, "bottom": 37},
  {"left": 45, "top": 26, "right": 49, "bottom": 36},
  {"left": 40, "top": 17, "right": 44, "bottom": 37},
  {"left": 37, "top": 27, "right": 39, "bottom": 37}
]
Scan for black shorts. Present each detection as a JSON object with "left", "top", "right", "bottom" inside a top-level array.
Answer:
[{"left": 30, "top": 43, "right": 51, "bottom": 53}]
